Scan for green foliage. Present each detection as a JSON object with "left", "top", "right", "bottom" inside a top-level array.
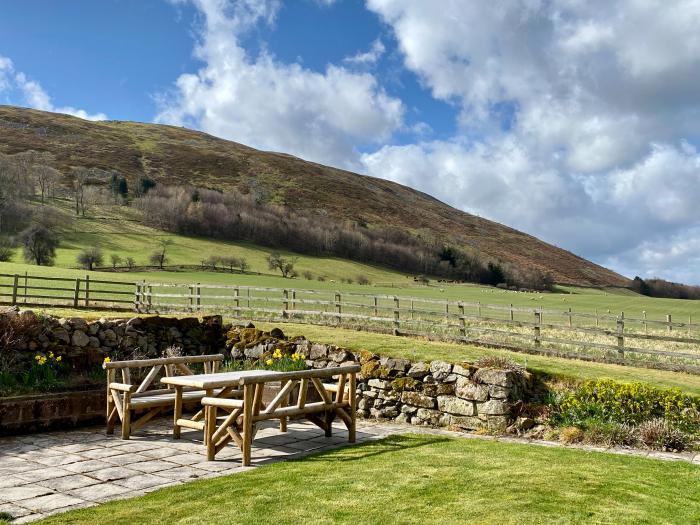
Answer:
[
  {"left": 21, "top": 351, "right": 64, "bottom": 390},
  {"left": 19, "top": 224, "right": 59, "bottom": 266},
  {"left": 557, "top": 379, "right": 700, "bottom": 430}
]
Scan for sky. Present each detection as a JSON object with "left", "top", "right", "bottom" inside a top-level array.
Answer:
[{"left": 1, "top": 0, "right": 700, "bottom": 284}]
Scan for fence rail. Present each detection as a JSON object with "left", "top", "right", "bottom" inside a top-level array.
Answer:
[{"left": 2, "top": 272, "right": 699, "bottom": 372}]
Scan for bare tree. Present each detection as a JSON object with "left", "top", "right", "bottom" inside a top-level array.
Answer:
[
  {"left": 33, "top": 165, "right": 61, "bottom": 204},
  {"left": 110, "top": 254, "right": 122, "bottom": 269},
  {"left": 71, "top": 168, "right": 88, "bottom": 217},
  {"left": 0, "top": 238, "right": 14, "bottom": 262},
  {"left": 125, "top": 257, "right": 136, "bottom": 271},
  {"left": 150, "top": 239, "right": 173, "bottom": 269},
  {"left": 77, "top": 247, "right": 104, "bottom": 271}
]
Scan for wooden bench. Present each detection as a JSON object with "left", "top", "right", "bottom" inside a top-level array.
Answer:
[
  {"left": 201, "top": 364, "right": 360, "bottom": 465},
  {"left": 103, "top": 354, "right": 226, "bottom": 439}
]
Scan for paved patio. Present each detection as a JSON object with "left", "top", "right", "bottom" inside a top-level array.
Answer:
[{"left": 0, "top": 418, "right": 396, "bottom": 524}]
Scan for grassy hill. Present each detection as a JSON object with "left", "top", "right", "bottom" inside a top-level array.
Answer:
[{"left": 0, "top": 105, "right": 628, "bottom": 288}]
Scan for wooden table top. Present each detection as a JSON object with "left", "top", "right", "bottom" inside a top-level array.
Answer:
[{"left": 160, "top": 370, "right": 282, "bottom": 389}]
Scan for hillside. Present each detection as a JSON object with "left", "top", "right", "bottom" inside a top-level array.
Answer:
[{"left": 0, "top": 105, "right": 628, "bottom": 287}]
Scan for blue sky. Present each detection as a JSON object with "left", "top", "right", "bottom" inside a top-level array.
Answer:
[{"left": 2, "top": 0, "right": 700, "bottom": 284}]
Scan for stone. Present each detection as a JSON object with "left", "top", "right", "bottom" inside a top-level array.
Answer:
[
  {"left": 400, "top": 404, "right": 418, "bottom": 415},
  {"left": 439, "top": 414, "right": 482, "bottom": 430},
  {"left": 515, "top": 417, "right": 536, "bottom": 431},
  {"left": 436, "top": 383, "right": 455, "bottom": 396},
  {"left": 430, "top": 360, "right": 453, "bottom": 381},
  {"left": 437, "top": 396, "right": 475, "bottom": 416},
  {"left": 395, "top": 413, "right": 411, "bottom": 424},
  {"left": 69, "top": 318, "right": 89, "bottom": 332},
  {"left": 407, "top": 361, "right": 430, "bottom": 379},
  {"left": 53, "top": 328, "right": 70, "bottom": 344},
  {"left": 101, "top": 329, "right": 117, "bottom": 346},
  {"left": 455, "top": 377, "right": 489, "bottom": 401},
  {"left": 376, "top": 389, "right": 400, "bottom": 402},
  {"left": 452, "top": 363, "right": 474, "bottom": 378},
  {"left": 379, "top": 357, "right": 411, "bottom": 374},
  {"left": 309, "top": 344, "right": 329, "bottom": 360},
  {"left": 474, "top": 368, "right": 514, "bottom": 387},
  {"left": 244, "top": 344, "right": 266, "bottom": 359},
  {"left": 331, "top": 349, "right": 352, "bottom": 363},
  {"left": 367, "top": 379, "right": 391, "bottom": 390},
  {"left": 477, "top": 400, "right": 510, "bottom": 415},
  {"left": 87, "top": 323, "right": 100, "bottom": 336},
  {"left": 379, "top": 406, "right": 399, "bottom": 418},
  {"left": 71, "top": 330, "right": 90, "bottom": 348},
  {"left": 413, "top": 408, "right": 441, "bottom": 425},
  {"left": 400, "top": 391, "right": 436, "bottom": 409},
  {"left": 88, "top": 336, "right": 101, "bottom": 349},
  {"left": 489, "top": 385, "right": 511, "bottom": 399}
]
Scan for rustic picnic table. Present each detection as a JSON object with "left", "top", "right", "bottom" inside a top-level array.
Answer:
[{"left": 161, "top": 370, "right": 281, "bottom": 440}]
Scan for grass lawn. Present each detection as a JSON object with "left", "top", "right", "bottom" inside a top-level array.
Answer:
[
  {"left": 27, "top": 434, "right": 700, "bottom": 525},
  {"left": 257, "top": 322, "right": 700, "bottom": 396}
]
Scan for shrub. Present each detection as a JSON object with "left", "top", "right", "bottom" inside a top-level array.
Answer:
[
  {"left": 110, "top": 253, "right": 122, "bottom": 269},
  {"left": 473, "top": 356, "right": 525, "bottom": 375},
  {"left": 582, "top": 420, "right": 638, "bottom": 448},
  {"left": 302, "top": 270, "right": 314, "bottom": 280},
  {"left": 77, "top": 247, "right": 104, "bottom": 270},
  {"left": 317, "top": 275, "right": 327, "bottom": 282},
  {"left": 19, "top": 224, "right": 59, "bottom": 266},
  {"left": 638, "top": 418, "right": 691, "bottom": 452},
  {"left": 559, "top": 426, "right": 584, "bottom": 444},
  {"left": 125, "top": 256, "right": 136, "bottom": 270},
  {"left": 356, "top": 274, "right": 371, "bottom": 285},
  {"left": 558, "top": 379, "right": 700, "bottom": 430}
]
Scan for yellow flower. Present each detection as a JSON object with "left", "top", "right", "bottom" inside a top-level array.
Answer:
[
  {"left": 103, "top": 357, "right": 111, "bottom": 364},
  {"left": 272, "top": 349, "right": 282, "bottom": 359},
  {"left": 56, "top": 356, "right": 62, "bottom": 362},
  {"left": 291, "top": 353, "right": 300, "bottom": 361},
  {"left": 35, "top": 355, "right": 41, "bottom": 361},
  {"left": 38, "top": 357, "right": 47, "bottom": 366},
  {"left": 265, "top": 359, "right": 273, "bottom": 366},
  {"left": 49, "top": 352, "right": 54, "bottom": 358},
  {"left": 298, "top": 354, "right": 305, "bottom": 360}
]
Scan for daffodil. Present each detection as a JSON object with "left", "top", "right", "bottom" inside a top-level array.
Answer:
[
  {"left": 103, "top": 357, "right": 111, "bottom": 364},
  {"left": 35, "top": 355, "right": 41, "bottom": 361},
  {"left": 56, "top": 356, "right": 62, "bottom": 362},
  {"left": 265, "top": 359, "right": 273, "bottom": 366}
]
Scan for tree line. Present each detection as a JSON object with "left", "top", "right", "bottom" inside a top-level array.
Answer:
[{"left": 630, "top": 276, "right": 700, "bottom": 300}]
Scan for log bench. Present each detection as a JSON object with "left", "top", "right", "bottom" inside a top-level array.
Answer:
[
  {"left": 103, "top": 354, "right": 226, "bottom": 439},
  {"left": 198, "top": 365, "right": 360, "bottom": 466}
]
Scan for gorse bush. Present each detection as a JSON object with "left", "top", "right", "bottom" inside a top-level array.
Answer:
[{"left": 558, "top": 379, "right": 700, "bottom": 430}]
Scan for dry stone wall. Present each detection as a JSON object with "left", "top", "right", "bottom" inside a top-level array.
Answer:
[{"left": 226, "top": 326, "right": 532, "bottom": 432}]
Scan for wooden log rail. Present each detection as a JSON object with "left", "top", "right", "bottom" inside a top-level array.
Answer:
[{"left": 202, "top": 365, "right": 359, "bottom": 466}]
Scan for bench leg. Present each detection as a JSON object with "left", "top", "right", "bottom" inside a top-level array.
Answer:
[
  {"left": 242, "top": 384, "right": 254, "bottom": 467},
  {"left": 348, "top": 374, "right": 357, "bottom": 443},
  {"left": 205, "top": 405, "right": 217, "bottom": 461},
  {"left": 121, "top": 407, "right": 131, "bottom": 440},
  {"left": 173, "top": 386, "right": 183, "bottom": 439}
]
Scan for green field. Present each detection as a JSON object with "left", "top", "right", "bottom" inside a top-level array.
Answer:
[
  {"left": 29, "top": 435, "right": 700, "bottom": 525},
  {"left": 3, "top": 199, "right": 700, "bottom": 321}
]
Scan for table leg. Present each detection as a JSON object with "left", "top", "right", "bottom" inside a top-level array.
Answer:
[
  {"left": 173, "top": 385, "right": 183, "bottom": 439},
  {"left": 203, "top": 388, "right": 213, "bottom": 445}
]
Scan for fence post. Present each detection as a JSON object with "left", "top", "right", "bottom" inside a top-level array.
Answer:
[
  {"left": 147, "top": 284, "right": 153, "bottom": 313},
  {"left": 568, "top": 307, "right": 572, "bottom": 327},
  {"left": 234, "top": 287, "right": 240, "bottom": 315},
  {"left": 11, "top": 274, "right": 19, "bottom": 305},
  {"left": 23, "top": 271, "right": 27, "bottom": 302},
  {"left": 667, "top": 314, "right": 672, "bottom": 333},
  {"left": 73, "top": 278, "right": 81, "bottom": 308},
  {"left": 134, "top": 282, "right": 141, "bottom": 312},
  {"left": 283, "top": 289, "right": 289, "bottom": 318},
  {"left": 643, "top": 311, "right": 647, "bottom": 334},
  {"left": 595, "top": 308, "right": 599, "bottom": 328},
  {"left": 188, "top": 285, "right": 194, "bottom": 312},
  {"left": 616, "top": 315, "right": 625, "bottom": 358},
  {"left": 335, "top": 293, "right": 342, "bottom": 324},
  {"left": 458, "top": 302, "right": 466, "bottom": 340},
  {"left": 509, "top": 303, "right": 514, "bottom": 322},
  {"left": 373, "top": 296, "right": 378, "bottom": 317},
  {"left": 477, "top": 301, "right": 482, "bottom": 319},
  {"left": 393, "top": 296, "right": 400, "bottom": 333},
  {"left": 292, "top": 290, "right": 296, "bottom": 312},
  {"left": 533, "top": 310, "right": 541, "bottom": 348},
  {"left": 84, "top": 274, "right": 90, "bottom": 308},
  {"left": 196, "top": 283, "right": 201, "bottom": 311}
]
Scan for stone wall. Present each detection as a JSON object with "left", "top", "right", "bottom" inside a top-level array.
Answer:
[
  {"left": 0, "top": 389, "right": 105, "bottom": 436},
  {"left": 227, "top": 326, "right": 532, "bottom": 432}
]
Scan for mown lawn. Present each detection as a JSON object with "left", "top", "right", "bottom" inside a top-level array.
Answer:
[{"left": 28, "top": 435, "right": 700, "bottom": 525}]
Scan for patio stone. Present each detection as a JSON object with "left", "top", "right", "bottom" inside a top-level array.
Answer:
[
  {"left": 19, "top": 493, "right": 86, "bottom": 513},
  {"left": 37, "top": 474, "right": 100, "bottom": 491},
  {"left": 113, "top": 473, "right": 171, "bottom": 490},
  {"left": 64, "top": 459, "right": 115, "bottom": 474},
  {"left": 0, "top": 485, "right": 54, "bottom": 503},
  {"left": 91, "top": 466, "right": 142, "bottom": 482},
  {"left": 68, "top": 482, "right": 133, "bottom": 503},
  {"left": 15, "top": 467, "right": 75, "bottom": 483}
]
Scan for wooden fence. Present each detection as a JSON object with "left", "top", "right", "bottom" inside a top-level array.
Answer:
[{"left": 2, "top": 272, "right": 699, "bottom": 371}]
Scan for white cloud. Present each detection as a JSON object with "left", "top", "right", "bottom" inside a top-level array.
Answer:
[
  {"left": 156, "top": 0, "right": 403, "bottom": 169},
  {"left": 0, "top": 55, "right": 106, "bottom": 121},
  {"left": 344, "top": 39, "right": 385, "bottom": 66},
  {"left": 362, "top": 0, "right": 700, "bottom": 283}
]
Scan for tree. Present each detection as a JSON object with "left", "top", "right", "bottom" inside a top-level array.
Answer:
[
  {"left": 266, "top": 252, "right": 297, "bottom": 278},
  {"left": 238, "top": 257, "right": 249, "bottom": 273},
  {"left": 71, "top": 168, "right": 88, "bottom": 217},
  {"left": 138, "top": 176, "right": 156, "bottom": 196},
  {"left": 150, "top": 239, "right": 173, "bottom": 269},
  {"left": 110, "top": 254, "right": 122, "bottom": 269},
  {"left": 0, "top": 238, "right": 14, "bottom": 262},
  {"left": 77, "top": 247, "right": 104, "bottom": 271},
  {"left": 19, "top": 225, "right": 59, "bottom": 266},
  {"left": 33, "top": 165, "right": 60, "bottom": 204},
  {"left": 125, "top": 257, "right": 136, "bottom": 270}
]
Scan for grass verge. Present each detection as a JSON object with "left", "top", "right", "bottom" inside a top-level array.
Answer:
[{"left": 28, "top": 434, "right": 700, "bottom": 525}]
